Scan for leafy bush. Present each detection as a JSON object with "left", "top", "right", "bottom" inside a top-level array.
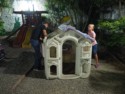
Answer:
[
  {"left": 98, "top": 16, "right": 125, "bottom": 32},
  {"left": 98, "top": 17, "right": 125, "bottom": 48},
  {"left": 107, "top": 33, "right": 125, "bottom": 47},
  {"left": 0, "top": 19, "right": 6, "bottom": 36},
  {"left": 0, "top": 0, "right": 9, "bottom": 8}
]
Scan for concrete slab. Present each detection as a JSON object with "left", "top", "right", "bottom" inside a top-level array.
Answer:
[{"left": 0, "top": 45, "right": 125, "bottom": 94}]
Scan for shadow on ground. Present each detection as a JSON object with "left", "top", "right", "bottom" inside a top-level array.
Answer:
[
  {"left": 89, "top": 70, "right": 125, "bottom": 94},
  {"left": 2, "top": 51, "right": 34, "bottom": 75},
  {"left": 0, "top": 51, "right": 46, "bottom": 79}
]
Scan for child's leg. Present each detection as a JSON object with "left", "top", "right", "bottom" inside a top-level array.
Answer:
[
  {"left": 95, "top": 54, "right": 99, "bottom": 68},
  {"left": 92, "top": 44, "right": 99, "bottom": 68},
  {"left": 94, "top": 53, "right": 99, "bottom": 64}
]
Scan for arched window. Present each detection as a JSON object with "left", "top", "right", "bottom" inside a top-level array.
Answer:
[
  {"left": 50, "top": 65, "right": 57, "bottom": 75},
  {"left": 62, "top": 40, "right": 76, "bottom": 74},
  {"left": 83, "top": 46, "right": 91, "bottom": 52},
  {"left": 50, "top": 46, "right": 57, "bottom": 58}
]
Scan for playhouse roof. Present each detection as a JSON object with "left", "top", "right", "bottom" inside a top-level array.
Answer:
[{"left": 47, "top": 29, "right": 92, "bottom": 43}]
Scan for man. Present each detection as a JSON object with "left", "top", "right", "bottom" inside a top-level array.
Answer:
[
  {"left": 30, "top": 21, "right": 48, "bottom": 71},
  {"left": 88, "top": 24, "right": 99, "bottom": 68}
]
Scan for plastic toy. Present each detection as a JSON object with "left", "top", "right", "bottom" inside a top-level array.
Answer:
[{"left": 44, "top": 26, "right": 92, "bottom": 79}]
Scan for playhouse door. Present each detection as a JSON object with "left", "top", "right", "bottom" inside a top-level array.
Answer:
[{"left": 62, "top": 40, "right": 76, "bottom": 75}]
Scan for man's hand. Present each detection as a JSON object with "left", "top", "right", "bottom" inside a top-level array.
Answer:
[
  {"left": 43, "top": 36, "right": 47, "bottom": 43},
  {"left": 40, "top": 37, "right": 43, "bottom": 41}
]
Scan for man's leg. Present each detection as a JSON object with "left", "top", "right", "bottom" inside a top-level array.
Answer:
[
  {"left": 31, "top": 40, "right": 42, "bottom": 70},
  {"left": 34, "top": 43, "right": 42, "bottom": 70}
]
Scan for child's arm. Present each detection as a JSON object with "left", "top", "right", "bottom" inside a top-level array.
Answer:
[{"left": 89, "top": 32, "right": 96, "bottom": 39}]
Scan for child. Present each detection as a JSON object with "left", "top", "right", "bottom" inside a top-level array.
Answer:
[{"left": 88, "top": 24, "right": 99, "bottom": 68}]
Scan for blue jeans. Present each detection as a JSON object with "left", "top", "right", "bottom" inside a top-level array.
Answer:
[{"left": 30, "top": 39, "right": 42, "bottom": 69}]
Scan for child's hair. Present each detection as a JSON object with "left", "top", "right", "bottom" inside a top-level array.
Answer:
[{"left": 88, "top": 24, "right": 95, "bottom": 30}]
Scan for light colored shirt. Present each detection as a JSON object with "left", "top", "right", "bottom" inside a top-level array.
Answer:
[{"left": 88, "top": 31, "right": 97, "bottom": 46}]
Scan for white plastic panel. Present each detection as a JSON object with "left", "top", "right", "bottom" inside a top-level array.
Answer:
[{"left": 44, "top": 29, "right": 92, "bottom": 79}]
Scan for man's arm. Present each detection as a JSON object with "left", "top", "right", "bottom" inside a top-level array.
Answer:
[
  {"left": 39, "top": 29, "right": 48, "bottom": 41},
  {"left": 43, "top": 29, "right": 48, "bottom": 43},
  {"left": 43, "top": 29, "right": 48, "bottom": 37}
]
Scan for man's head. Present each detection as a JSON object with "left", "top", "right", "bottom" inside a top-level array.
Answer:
[{"left": 88, "top": 24, "right": 94, "bottom": 31}]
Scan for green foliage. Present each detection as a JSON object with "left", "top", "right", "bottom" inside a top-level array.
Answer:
[
  {"left": 0, "top": 0, "right": 9, "bottom": 8},
  {"left": 91, "top": 0, "right": 111, "bottom": 7},
  {"left": 45, "top": 0, "right": 125, "bottom": 29},
  {"left": 92, "top": 0, "right": 125, "bottom": 8},
  {"left": 118, "top": 17, "right": 125, "bottom": 29},
  {"left": 0, "top": 19, "right": 6, "bottom": 36},
  {"left": 98, "top": 16, "right": 125, "bottom": 32},
  {"left": 107, "top": 33, "right": 125, "bottom": 47},
  {"left": 98, "top": 17, "right": 125, "bottom": 47},
  {"left": 0, "top": 0, "right": 11, "bottom": 36},
  {"left": 45, "top": 0, "right": 82, "bottom": 27}
]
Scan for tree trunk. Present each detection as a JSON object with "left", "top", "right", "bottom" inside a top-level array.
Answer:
[
  {"left": 83, "top": 4, "right": 93, "bottom": 32},
  {"left": 68, "top": 9, "right": 75, "bottom": 25},
  {"left": 119, "top": 0, "right": 122, "bottom": 17}
]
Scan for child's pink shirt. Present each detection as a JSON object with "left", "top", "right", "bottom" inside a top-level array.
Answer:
[{"left": 88, "top": 31, "right": 97, "bottom": 46}]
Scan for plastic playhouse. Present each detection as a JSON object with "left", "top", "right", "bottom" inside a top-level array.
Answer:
[{"left": 44, "top": 27, "right": 92, "bottom": 79}]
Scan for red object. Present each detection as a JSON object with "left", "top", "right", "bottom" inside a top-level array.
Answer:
[{"left": 13, "top": 25, "right": 28, "bottom": 47}]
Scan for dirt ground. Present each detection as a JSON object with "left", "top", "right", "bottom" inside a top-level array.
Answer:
[{"left": 0, "top": 44, "right": 125, "bottom": 94}]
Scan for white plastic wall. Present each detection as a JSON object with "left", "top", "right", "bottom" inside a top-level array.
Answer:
[{"left": 44, "top": 29, "right": 92, "bottom": 79}]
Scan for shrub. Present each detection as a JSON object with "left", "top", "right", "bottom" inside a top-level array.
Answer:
[
  {"left": 0, "top": 19, "right": 6, "bottom": 36},
  {"left": 98, "top": 17, "right": 125, "bottom": 48}
]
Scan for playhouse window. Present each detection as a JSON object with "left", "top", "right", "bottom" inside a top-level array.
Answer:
[
  {"left": 83, "top": 46, "right": 90, "bottom": 52},
  {"left": 82, "top": 64, "right": 86, "bottom": 73},
  {"left": 50, "top": 46, "right": 57, "bottom": 58},
  {"left": 50, "top": 65, "right": 57, "bottom": 75}
]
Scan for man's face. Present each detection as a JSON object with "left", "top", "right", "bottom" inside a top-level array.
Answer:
[{"left": 88, "top": 25, "right": 94, "bottom": 31}]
